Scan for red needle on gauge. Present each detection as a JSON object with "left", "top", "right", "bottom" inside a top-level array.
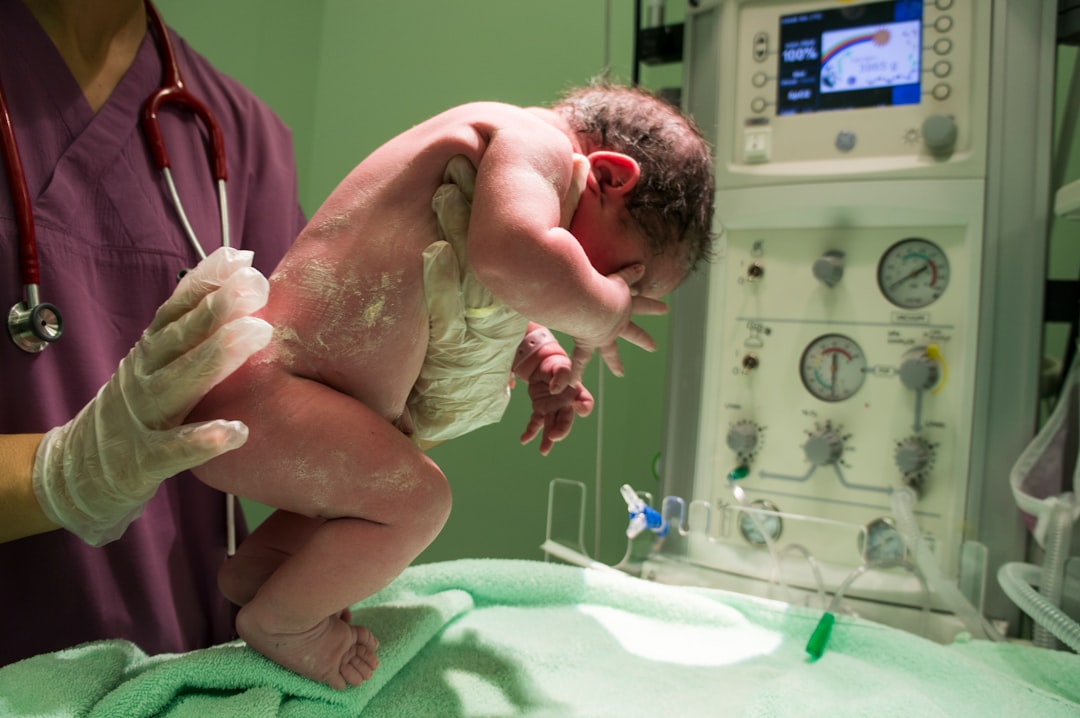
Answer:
[{"left": 890, "top": 263, "right": 929, "bottom": 290}]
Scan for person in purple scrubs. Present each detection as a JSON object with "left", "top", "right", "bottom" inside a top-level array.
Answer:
[{"left": 0, "top": 0, "right": 305, "bottom": 667}]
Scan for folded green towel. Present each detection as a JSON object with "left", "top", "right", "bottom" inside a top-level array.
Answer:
[{"left": 0, "top": 558, "right": 1077, "bottom": 717}]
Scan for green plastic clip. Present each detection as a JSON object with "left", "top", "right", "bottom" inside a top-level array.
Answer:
[{"left": 806, "top": 612, "right": 835, "bottom": 661}]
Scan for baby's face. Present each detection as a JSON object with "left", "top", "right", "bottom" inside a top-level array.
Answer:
[{"left": 570, "top": 190, "right": 686, "bottom": 300}]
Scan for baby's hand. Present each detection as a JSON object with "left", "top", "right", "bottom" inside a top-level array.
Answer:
[
  {"left": 521, "top": 379, "right": 594, "bottom": 456},
  {"left": 514, "top": 327, "right": 594, "bottom": 455},
  {"left": 566, "top": 265, "right": 668, "bottom": 389}
]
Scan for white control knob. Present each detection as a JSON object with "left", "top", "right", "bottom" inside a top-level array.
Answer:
[
  {"left": 812, "top": 251, "right": 845, "bottom": 287},
  {"left": 894, "top": 436, "right": 933, "bottom": 476},
  {"left": 922, "top": 114, "right": 958, "bottom": 156},
  {"left": 727, "top": 422, "right": 760, "bottom": 454},
  {"left": 804, "top": 428, "right": 844, "bottom": 466},
  {"left": 899, "top": 349, "right": 942, "bottom": 391}
]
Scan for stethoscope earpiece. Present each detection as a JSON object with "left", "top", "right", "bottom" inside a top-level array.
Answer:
[{"left": 7, "top": 299, "right": 63, "bottom": 353}]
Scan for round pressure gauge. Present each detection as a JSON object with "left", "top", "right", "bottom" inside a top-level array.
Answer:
[
  {"left": 800, "top": 334, "right": 868, "bottom": 402},
  {"left": 858, "top": 517, "right": 908, "bottom": 563},
  {"left": 738, "top": 499, "right": 782, "bottom": 546},
  {"left": 877, "top": 238, "right": 950, "bottom": 308}
]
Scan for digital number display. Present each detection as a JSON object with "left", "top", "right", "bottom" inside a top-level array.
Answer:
[{"left": 777, "top": 0, "right": 923, "bottom": 115}]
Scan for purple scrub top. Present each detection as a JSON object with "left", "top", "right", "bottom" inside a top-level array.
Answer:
[{"left": 0, "top": 2, "right": 305, "bottom": 666}]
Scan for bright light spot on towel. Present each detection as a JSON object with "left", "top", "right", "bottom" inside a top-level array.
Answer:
[{"left": 576, "top": 604, "right": 783, "bottom": 667}]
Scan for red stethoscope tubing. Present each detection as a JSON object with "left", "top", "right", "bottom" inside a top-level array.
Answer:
[
  {"left": 1, "top": 0, "right": 229, "bottom": 348},
  {"left": 0, "top": 73, "right": 38, "bottom": 288},
  {"left": 141, "top": 0, "right": 227, "bottom": 184}
]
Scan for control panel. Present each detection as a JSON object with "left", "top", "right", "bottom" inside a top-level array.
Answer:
[
  {"left": 657, "top": 0, "right": 1054, "bottom": 630},
  {"left": 701, "top": 212, "right": 974, "bottom": 578},
  {"left": 727, "top": 0, "right": 979, "bottom": 176}
]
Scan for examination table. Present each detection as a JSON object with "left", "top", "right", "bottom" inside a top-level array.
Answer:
[{"left": 1, "top": 559, "right": 1077, "bottom": 717}]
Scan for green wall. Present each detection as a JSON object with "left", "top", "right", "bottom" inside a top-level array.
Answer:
[{"left": 156, "top": 0, "right": 681, "bottom": 566}]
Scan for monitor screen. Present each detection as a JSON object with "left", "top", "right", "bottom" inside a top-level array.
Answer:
[{"left": 777, "top": 0, "right": 923, "bottom": 116}]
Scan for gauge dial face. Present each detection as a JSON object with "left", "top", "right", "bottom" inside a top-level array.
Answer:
[
  {"left": 858, "top": 517, "right": 907, "bottom": 563},
  {"left": 878, "top": 238, "right": 950, "bottom": 308},
  {"left": 738, "top": 500, "right": 782, "bottom": 546},
  {"left": 800, "top": 334, "right": 868, "bottom": 402}
]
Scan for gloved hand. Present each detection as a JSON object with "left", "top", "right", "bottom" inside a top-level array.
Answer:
[
  {"left": 32, "top": 247, "right": 273, "bottom": 546},
  {"left": 513, "top": 325, "right": 594, "bottom": 455}
]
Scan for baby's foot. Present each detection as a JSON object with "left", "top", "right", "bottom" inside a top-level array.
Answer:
[{"left": 237, "top": 605, "right": 380, "bottom": 689}]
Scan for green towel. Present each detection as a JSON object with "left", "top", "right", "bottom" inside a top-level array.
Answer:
[{"left": 0, "top": 558, "right": 1077, "bottom": 717}]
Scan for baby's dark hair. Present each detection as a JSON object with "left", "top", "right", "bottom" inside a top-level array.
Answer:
[{"left": 553, "top": 82, "right": 716, "bottom": 271}]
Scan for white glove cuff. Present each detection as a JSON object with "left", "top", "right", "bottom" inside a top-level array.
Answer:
[
  {"left": 31, "top": 426, "right": 73, "bottom": 529},
  {"left": 512, "top": 327, "right": 558, "bottom": 375}
]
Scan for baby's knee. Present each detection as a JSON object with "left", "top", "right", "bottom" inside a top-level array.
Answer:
[
  {"left": 218, "top": 556, "right": 261, "bottom": 606},
  {"left": 377, "top": 458, "right": 451, "bottom": 543},
  {"left": 407, "top": 461, "right": 453, "bottom": 539}
]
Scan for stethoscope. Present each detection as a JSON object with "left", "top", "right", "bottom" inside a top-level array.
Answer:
[
  {"left": 0, "top": 0, "right": 230, "bottom": 354},
  {"left": 0, "top": 1, "right": 240, "bottom": 555}
]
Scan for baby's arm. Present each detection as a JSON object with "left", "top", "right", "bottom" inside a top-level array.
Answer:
[
  {"left": 512, "top": 323, "right": 594, "bottom": 455},
  {"left": 466, "top": 115, "right": 659, "bottom": 381}
]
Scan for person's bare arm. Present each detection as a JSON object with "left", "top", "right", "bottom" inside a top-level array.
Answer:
[{"left": 0, "top": 434, "right": 56, "bottom": 542}]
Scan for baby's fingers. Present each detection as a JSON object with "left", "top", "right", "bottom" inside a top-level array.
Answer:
[
  {"left": 540, "top": 408, "right": 575, "bottom": 455},
  {"left": 548, "top": 363, "right": 573, "bottom": 395},
  {"left": 611, "top": 263, "right": 646, "bottom": 289},
  {"left": 598, "top": 343, "right": 625, "bottom": 378},
  {"left": 630, "top": 295, "right": 669, "bottom": 317},
  {"left": 573, "top": 386, "right": 595, "bottom": 417},
  {"left": 618, "top": 322, "right": 657, "bottom": 353},
  {"left": 568, "top": 342, "right": 595, "bottom": 388},
  {"left": 520, "top": 412, "right": 544, "bottom": 446}
]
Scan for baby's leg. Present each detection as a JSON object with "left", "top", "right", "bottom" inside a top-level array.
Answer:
[
  {"left": 236, "top": 518, "right": 406, "bottom": 689},
  {"left": 192, "top": 365, "right": 451, "bottom": 689},
  {"left": 219, "top": 509, "right": 323, "bottom": 607}
]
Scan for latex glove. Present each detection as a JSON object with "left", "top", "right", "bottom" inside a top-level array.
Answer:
[
  {"left": 32, "top": 247, "right": 273, "bottom": 546},
  {"left": 513, "top": 325, "right": 594, "bottom": 455}
]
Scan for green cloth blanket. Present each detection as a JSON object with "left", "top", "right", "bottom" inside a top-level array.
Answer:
[{"left": 1, "top": 558, "right": 1077, "bottom": 717}]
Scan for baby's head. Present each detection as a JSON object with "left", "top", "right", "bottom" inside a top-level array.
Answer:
[{"left": 553, "top": 83, "right": 716, "bottom": 273}]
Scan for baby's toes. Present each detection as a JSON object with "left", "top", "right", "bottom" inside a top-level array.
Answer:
[
  {"left": 341, "top": 652, "right": 373, "bottom": 686},
  {"left": 356, "top": 625, "right": 380, "bottom": 651}
]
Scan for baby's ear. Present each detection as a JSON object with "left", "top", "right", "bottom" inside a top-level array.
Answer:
[{"left": 587, "top": 151, "right": 640, "bottom": 195}]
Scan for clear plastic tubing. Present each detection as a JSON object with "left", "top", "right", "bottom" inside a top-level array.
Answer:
[
  {"left": 998, "top": 562, "right": 1080, "bottom": 653},
  {"left": 890, "top": 487, "right": 1003, "bottom": 641},
  {"left": 1033, "top": 495, "right": 1075, "bottom": 649}
]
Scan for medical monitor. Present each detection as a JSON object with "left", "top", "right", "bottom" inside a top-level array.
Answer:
[
  {"left": 719, "top": 0, "right": 974, "bottom": 173},
  {"left": 777, "top": 0, "right": 923, "bottom": 115}
]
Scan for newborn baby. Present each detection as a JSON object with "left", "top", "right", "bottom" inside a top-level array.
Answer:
[{"left": 189, "top": 83, "right": 715, "bottom": 688}]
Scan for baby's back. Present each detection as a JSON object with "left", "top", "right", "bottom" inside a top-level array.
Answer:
[{"left": 255, "top": 102, "right": 567, "bottom": 427}]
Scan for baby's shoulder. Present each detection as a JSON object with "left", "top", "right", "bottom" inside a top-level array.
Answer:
[{"left": 427, "top": 102, "right": 568, "bottom": 144}]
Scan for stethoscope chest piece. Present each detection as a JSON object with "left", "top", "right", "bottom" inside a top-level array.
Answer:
[
  {"left": 7, "top": 299, "right": 63, "bottom": 353},
  {"left": 2, "top": 1, "right": 227, "bottom": 355}
]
